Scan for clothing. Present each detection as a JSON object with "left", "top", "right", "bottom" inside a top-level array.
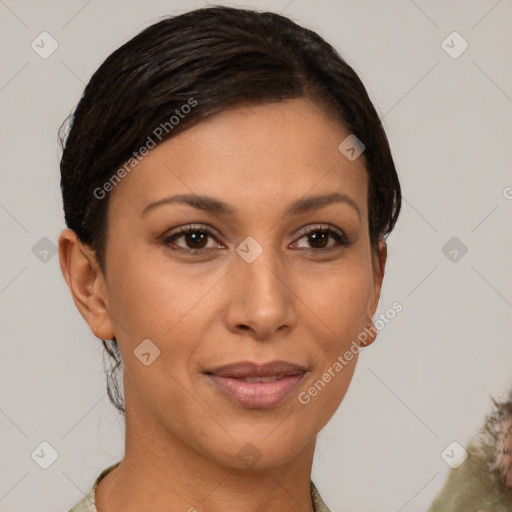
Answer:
[
  {"left": 425, "top": 436, "right": 512, "bottom": 512},
  {"left": 67, "top": 461, "right": 332, "bottom": 512},
  {"left": 426, "top": 396, "right": 512, "bottom": 511},
  {"left": 68, "top": 396, "right": 512, "bottom": 512}
]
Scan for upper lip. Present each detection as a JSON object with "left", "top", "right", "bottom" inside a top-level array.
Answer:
[{"left": 206, "top": 360, "right": 307, "bottom": 378}]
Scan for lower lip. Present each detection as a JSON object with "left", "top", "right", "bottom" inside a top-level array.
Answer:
[{"left": 206, "top": 373, "right": 305, "bottom": 409}]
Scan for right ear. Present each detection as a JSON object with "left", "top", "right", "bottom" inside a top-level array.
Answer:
[{"left": 58, "top": 229, "right": 115, "bottom": 340}]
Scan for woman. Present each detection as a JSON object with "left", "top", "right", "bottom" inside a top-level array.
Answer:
[{"left": 58, "top": 5, "right": 399, "bottom": 511}]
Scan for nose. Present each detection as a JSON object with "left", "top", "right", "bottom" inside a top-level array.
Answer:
[{"left": 224, "top": 242, "right": 298, "bottom": 340}]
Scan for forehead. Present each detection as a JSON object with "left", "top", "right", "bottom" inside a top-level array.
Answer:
[{"left": 108, "top": 98, "right": 369, "bottom": 219}]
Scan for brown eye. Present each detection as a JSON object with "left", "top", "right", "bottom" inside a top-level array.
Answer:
[
  {"left": 307, "top": 230, "right": 330, "bottom": 249},
  {"left": 293, "top": 225, "right": 350, "bottom": 251},
  {"left": 163, "top": 225, "right": 221, "bottom": 251},
  {"left": 180, "top": 231, "right": 209, "bottom": 249}
]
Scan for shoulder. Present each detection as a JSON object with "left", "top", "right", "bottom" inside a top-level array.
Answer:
[
  {"left": 311, "top": 480, "right": 332, "bottom": 512},
  {"left": 67, "top": 462, "right": 121, "bottom": 512}
]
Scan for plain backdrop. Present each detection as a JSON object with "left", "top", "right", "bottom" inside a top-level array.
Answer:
[{"left": 1, "top": 1, "right": 511, "bottom": 511}]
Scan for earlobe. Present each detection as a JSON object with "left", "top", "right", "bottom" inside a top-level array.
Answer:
[
  {"left": 359, "top": 318, "right": 378, "bottom": 347},
  {"left": 58, "top": 229, "right": 115, "bottom": 340}
]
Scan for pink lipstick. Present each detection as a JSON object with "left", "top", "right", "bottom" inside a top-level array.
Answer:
[{"left": 205, "top": 360, "right": 307, "bottom": 409}]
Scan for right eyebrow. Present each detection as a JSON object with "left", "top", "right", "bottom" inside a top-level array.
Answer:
[{"left": 141, "top": 193, "right": 236, "bottom": 217}]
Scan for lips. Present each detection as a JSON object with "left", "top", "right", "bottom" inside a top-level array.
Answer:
[
  {"left": 205, "top": 360, "right": 307, "bottom": 379},
  {"left": 204, "top": 360, "right": 307, "bottom": 409}
]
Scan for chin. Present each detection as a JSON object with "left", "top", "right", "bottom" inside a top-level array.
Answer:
[{"left": 206, "top": 428, "right": 314, "bottom": 471}]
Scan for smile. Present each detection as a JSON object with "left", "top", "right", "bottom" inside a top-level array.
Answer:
[{"left": 205, "top": 373, "right": 306, "bottom": 409}]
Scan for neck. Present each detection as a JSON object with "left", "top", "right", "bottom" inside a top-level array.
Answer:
[{"left": 96, "top": 403, "right": 317, "bottom": 512}]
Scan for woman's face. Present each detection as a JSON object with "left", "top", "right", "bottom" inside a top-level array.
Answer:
[{"left": 82, "top": 98, "right": 386, "bottom": 469}]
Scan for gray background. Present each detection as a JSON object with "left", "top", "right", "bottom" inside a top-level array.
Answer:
[{"left": 1, "top": 0, "right": 511, "bottom": 511}]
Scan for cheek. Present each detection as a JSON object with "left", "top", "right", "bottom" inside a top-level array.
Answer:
[
  {"left": 105, "top": 234, "right": 374, "bottom": 350},
  {"left": 299, "top": 258, "right": 374, "bottom": 343},
  {"left": 104, "top": 247, "right": 203, "bottom": 344}
]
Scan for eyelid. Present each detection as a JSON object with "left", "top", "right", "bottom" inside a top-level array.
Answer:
[
  {"left": 167, "top": 223, "right": 220, "bottom": 237},
  {"left": 294, "top": 223, "right": 346, "bottom": 240}
]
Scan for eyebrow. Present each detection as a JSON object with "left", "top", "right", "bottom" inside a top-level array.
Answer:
[{"left": 141, "top": 192, "right": 361, "bottom": 220}]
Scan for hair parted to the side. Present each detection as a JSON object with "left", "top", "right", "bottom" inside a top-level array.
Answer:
[{"left": 58, "top": 5, "right": 402, "bottom": 415}]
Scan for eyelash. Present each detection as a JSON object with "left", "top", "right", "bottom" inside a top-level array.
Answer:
[{"left": 162, "top": 223, "right": 352, "bottom": 254}]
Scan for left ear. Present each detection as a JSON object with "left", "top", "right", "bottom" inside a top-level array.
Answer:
[{"left": 362, "top": 240, "right": 387, "bottom": 347}]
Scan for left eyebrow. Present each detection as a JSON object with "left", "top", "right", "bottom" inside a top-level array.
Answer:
[
  {"left": 140, "top": 192, "right": 361, "bottom": 221},
  {"left": 285, "top": 192, "right": 361, "bottom": 221}
]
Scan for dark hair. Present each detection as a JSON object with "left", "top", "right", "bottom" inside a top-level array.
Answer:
[{"left": 59, "top": 5, "right": 401, "bottom": 415}]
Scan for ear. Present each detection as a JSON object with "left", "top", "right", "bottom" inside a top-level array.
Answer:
[
  {"left": 361, "top": 240, "right": 387, "bottom": 347},
  {"left": 58, "top": 229, "right": 115, "bottom": 340}
]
